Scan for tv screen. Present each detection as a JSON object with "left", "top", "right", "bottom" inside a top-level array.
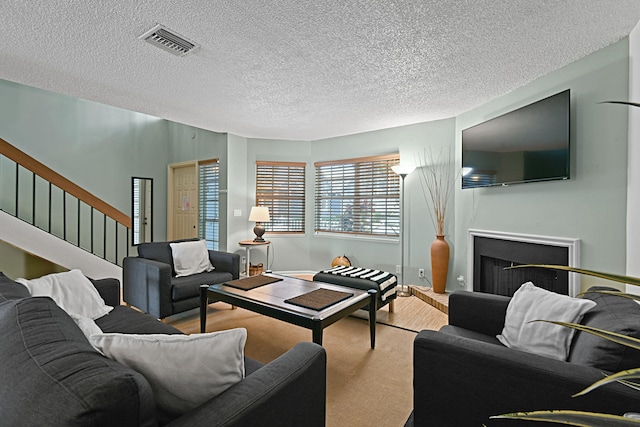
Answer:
[{"left": 462, "top": 89, "right": 570, "bottom": 189}]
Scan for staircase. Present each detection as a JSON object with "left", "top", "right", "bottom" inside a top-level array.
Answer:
[{"left": 0, "top": 138, "right": 130, "bottom": 279}]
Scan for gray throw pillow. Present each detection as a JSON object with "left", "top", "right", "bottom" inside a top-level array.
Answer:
[
  {"left": 90, "top": 328, "right": 247, "bottom": 416},
  {"left": 568, "top": 286, "right": 640, "bottom": 372},
  {"left": 497, "top": 282, "right": 596, "bottom": 361}
]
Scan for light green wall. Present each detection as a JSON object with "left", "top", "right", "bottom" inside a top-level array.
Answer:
[
  {"left": 1, "top": 36, "right": 632, "bottom": 288},
  {"left": 629, "top": 23, "right": 640, "bottom": 282},
  {"left": 0, "top": 80, "right": 169, "bottom": 225},
  {"left": 0, "top": 79, "right": 230, "bottom": 259},
  {"left": 245, "top": 120, "right": 456, "bottom": 282},
  {"left": 226, "top": 134, "right": 249, "bottom": 257},
  {"left": 243, "top": 39, "right": 631, "bottom": 290},
  {"left": 309, "top": 120, "right": 456, "bottom": 280},
  {"left": 165, "top": 122, "right": 230, "bottom": 250},
  {"left": 0, "top": 240, "right": 67, "bottom": 279},
  {"left": 245, "top": 138, "right": 313, "bottom": 271},
  {"left": 454, "top": 39, "right": 630, "bottom": 291}
]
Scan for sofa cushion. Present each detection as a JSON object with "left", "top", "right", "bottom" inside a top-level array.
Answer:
[
  {"left": 0, "top": 272, "right": 30, "bottom": 302},
  {"left": 138, "top": 239, "right": 198, "bottom": 276},
  {"left": 16, "top": 269, "right": 113, "bottom": 319},
  {"left": 568, "top": 286, "right": 640, "bottom": 372},
  {"left": 170, "top": 239, "right": 214, "bottom": 277},
  {"left": 497, "top": 282, "right": 596, "bottom": 361},
  {"left": 90, "top": 328, "right": 247, "bottom": 417},
  {"left": 171, "top": 271, "right": 234, "bottom": 300},
  {"left": 137, "top": 241, "right": 176, "bottom": 271},
  {"left": 441, "top": 325, "right": 502, "bottom": 346},
  {"left": 97, "top": 305, "right": 183, "bottom": 334},
  {"left": 0, "top": 297, "right": 157, "bottom": 426}
]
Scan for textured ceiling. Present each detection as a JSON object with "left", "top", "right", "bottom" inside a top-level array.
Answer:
[{"left": 1, "top": 1, "right": 640, "bottom": 141}]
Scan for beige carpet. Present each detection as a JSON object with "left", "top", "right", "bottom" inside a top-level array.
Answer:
[{"left": 170, "top": 298, "right": 446, "bottom": 427}]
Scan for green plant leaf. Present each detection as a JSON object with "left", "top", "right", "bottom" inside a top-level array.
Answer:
[
  {"left": 574, "top": 368, "right": 640, "bottom": 397},
  {"left": 505, "top": 264, "right": 640, "bottom": 287},
  {"left": 599, "top": 101, "right": 640, "bottom": 108},
  {"left": 530, "top": 321, "right": 640, "bottom": 397},
  {"left": 491, "top": 410, "right": 640, "bottom": 425},
  {"left": 619, "top": 379, "right": 640, "bottom": 392}
]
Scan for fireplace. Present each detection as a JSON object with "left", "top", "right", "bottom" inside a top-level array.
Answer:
[{"left": 467, "top": 229, "right": 580, "bottom": 297}]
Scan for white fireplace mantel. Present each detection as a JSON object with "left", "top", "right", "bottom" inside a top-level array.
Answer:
[{"left": 467, "top": 229, "right": 581, "bottom": 297}]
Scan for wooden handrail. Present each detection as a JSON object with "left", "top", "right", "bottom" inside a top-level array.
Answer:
[{"left": 0, "top": 137, "right": 132, "bottom": 229}]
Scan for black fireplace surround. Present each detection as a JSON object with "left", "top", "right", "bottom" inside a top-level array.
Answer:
[{"left": 473, "top": 236, "right": 569, "bottom": 296}]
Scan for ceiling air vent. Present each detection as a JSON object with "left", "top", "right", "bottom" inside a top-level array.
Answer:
[{"left": 140, "top": 24, "right": 199, "bottom": 57}]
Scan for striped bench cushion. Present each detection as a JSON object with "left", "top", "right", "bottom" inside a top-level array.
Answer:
[{"left": 319, "top": 266, "right": 397, "bottom": 302}]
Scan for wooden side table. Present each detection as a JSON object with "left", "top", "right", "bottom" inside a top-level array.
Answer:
[{"left": 238, "top": 240, "right": 271, "bottom": 276}]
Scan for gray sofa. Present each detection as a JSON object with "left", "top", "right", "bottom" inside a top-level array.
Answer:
[
  {"left": 406, "top": 287, "right": 640, "bottom": 426},
  {"left": 0, "top": 272, "right": 326, "bottom": 427},
  {"left": 123, "top": 239, "right": 241, "bottom": 319}
]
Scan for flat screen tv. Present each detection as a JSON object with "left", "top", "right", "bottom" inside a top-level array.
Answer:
[{"left": 462, "top": 89, "right": 570, "bottom": 189}]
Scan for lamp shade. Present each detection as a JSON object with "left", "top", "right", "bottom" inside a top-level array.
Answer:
[
  {"left": 391, "top": 164, "right": 416, "bottom": 176},
  {"left": 249, "top": 206, "right": 270, "bottom": 223}
]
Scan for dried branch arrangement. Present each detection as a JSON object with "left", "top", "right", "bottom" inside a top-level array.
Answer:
[{"left": 417, "top": 147, "right": 456, "bottom": 236}]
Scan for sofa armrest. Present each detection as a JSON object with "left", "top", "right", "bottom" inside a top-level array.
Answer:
[
  {"left": 122, "top": 257, "right": 173, "bottom": 319},
  {"left": 412, "top": 330, "right": 639, "bottom": 427},
  {"left": 209, "top": 251, "right": 241, "bottom": 280},
  {"left": 167, "top": 342, "right": 326, "bottom": 427},
  {"left": 448, "top": 290, "right": 510, "bottom": 336},
  {"left": 90, "top": 277, "right": 121, "bottom": 307}
]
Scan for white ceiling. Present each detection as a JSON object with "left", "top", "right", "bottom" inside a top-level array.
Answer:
[{"left": 1, "top": 1, "right": 640, "bottom": 141}]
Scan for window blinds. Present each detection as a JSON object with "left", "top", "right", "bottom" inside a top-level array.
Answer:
[
  {"left": 256, "top": 161, "right": 306, "bottom": 233},
  {"left": 314, "top": 154, "right": 400, "bottom": 237}
]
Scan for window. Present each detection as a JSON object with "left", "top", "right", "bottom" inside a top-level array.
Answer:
[
  {"left": 199, "top": 160, "right": 219, "bottom": 250},
  {"left": 315, "top": 154, "right": 400, "bottom": 237},
  {"left": 462, "top": 169, "right": 496, "bottom": 188},
  {"left": 256, "top": 161, "right": 306, "bottom": 233}
]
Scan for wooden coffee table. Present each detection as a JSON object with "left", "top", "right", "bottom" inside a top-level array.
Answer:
[{"left": 199, "top": 273, "right": 377, "bottom": 348}]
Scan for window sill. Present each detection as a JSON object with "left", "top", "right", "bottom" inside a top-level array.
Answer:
[{"left": 313, "top": 232, "right": 398, "bottom": 243}]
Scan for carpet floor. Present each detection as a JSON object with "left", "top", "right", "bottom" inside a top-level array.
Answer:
[{"left": 169, "top": 297, "right": 447, "bottom": 427}]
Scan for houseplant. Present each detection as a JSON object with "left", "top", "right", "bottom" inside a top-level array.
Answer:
[
  {"left": 491, "top": 264, "right": 640, "bottom": 425},
  {"left": 417, "top": 147, "right": 456, "bottom": 293}
]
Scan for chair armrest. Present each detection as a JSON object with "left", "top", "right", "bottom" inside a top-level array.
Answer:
[
  {"left": 89, "top": 277, "right": 121, "bottom": 307},
  {"left": 448, "top": 290, "right": 510, "bottom": 336},
  {"left": 167, "top": 342, "right": 326, "bottom": 427},
  {"left": 412, "top": 330, "right": 639, "bottom": 426},
  {"left": 122, "top": 257, "right": 173, "bottom": 319},
  {"left": 209, "top": 251, "right": 241, "bottom": 280}
]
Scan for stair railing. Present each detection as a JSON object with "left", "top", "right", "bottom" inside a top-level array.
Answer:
[{"left": 0, "top": 137, "right": 130, "bottom": 266}]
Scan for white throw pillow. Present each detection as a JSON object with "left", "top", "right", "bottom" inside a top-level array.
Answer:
[
  {"left": 16, "top": 269, "right": 113, "bottom": 320},
  {"left": 497, "top": 282, "right": 596, "bottom": 361},
  {"left": 69, "top": 313, "right": 103, "bottom": 339},
  {"left": 170, "top": 240, "right": 214, "bottom": 277},
  {"left": 89, "top": 328, "right": 247, "bottom": 416}
]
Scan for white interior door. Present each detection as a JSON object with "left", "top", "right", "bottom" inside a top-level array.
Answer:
[{"left": 169, "top": 163, "right": 198, "bottom": 240}]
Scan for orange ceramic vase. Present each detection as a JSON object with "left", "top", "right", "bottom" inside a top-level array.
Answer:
[{"left": 430, "top": 235, "right": 450, "bottom": 294}]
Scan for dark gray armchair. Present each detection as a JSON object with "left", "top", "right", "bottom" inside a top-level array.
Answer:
[
  {"left": 123, "top": 239, "right": 240, "bottom": 319},
  {"left": 406, "top": 289, "right": 640, "bottom": 427}
]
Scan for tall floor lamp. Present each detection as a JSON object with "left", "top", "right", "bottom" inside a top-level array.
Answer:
[{"left": 392, "top": 165, "right": 416, "bottom": 297}]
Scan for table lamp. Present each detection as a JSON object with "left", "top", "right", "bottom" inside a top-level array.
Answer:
[{"left": 249, "top": 206, "right": 270, "bottom": 242}]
